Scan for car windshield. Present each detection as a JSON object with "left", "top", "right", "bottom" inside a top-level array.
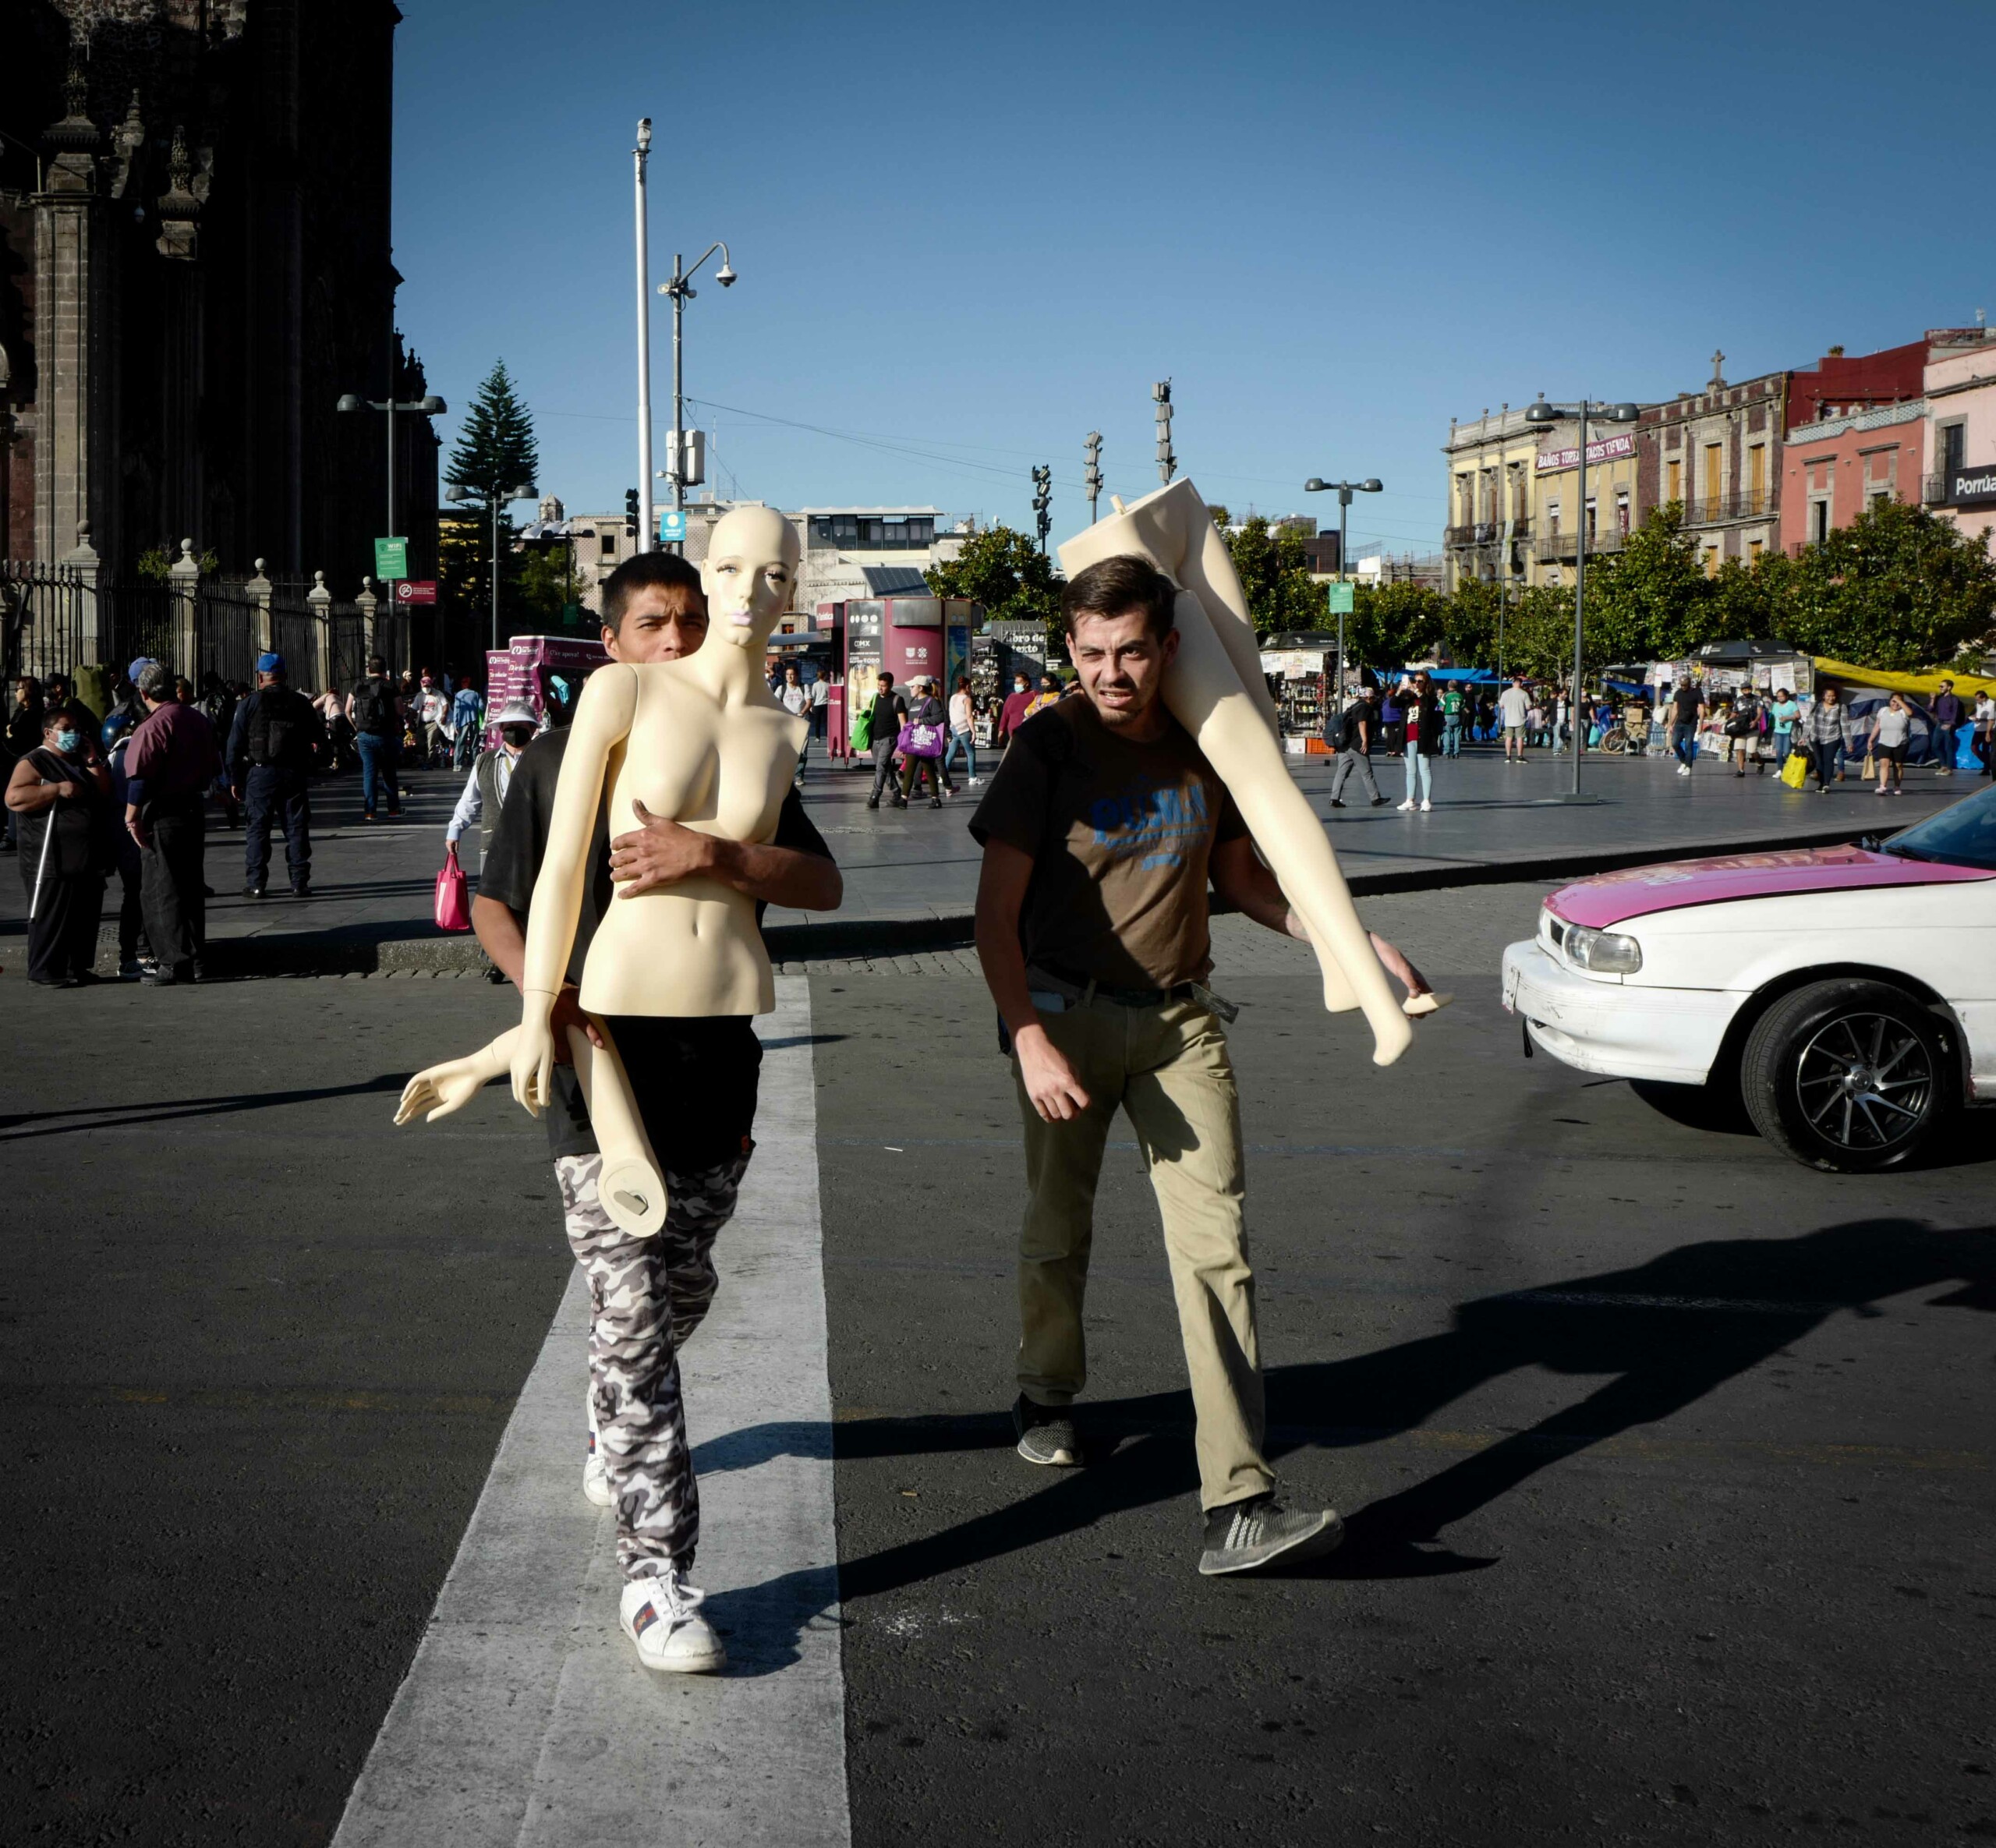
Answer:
[{"left": 1880, "top": 784, "right": 1996, "bottom": 871}]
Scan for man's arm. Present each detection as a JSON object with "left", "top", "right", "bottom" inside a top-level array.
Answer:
[
  {"left": 446, "top": 760, "right": 483, "bottom": 845},
  {"left": 974, "top": 838, "right": 1090, "bottom": 1122},
  {"left": 1354, "top": 714, "right": 1370, "bottom": 753},
  {"left": 607, "top": 799, "right": 843, "bottom": 910},
  {"left": 1210, "top": 833, "right": 1308, "bottom": 941},
  {"left": 225, "top": 696, "right": 251, "bottom": 788}
]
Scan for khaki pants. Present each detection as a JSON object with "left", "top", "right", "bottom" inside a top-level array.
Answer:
[{"left": 1014, "top": 994, "right": 1271, "bottom": 1510}]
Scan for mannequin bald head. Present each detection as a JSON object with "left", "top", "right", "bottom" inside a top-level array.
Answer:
[{"left": 700, "top": 507, "right": 800, "bottom": 651}]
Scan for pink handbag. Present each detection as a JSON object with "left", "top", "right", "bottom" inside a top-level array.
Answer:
[{"left": 434, "top": 843, "right": 472, "bottom": 932}]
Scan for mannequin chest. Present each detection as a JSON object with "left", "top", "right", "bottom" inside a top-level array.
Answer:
[{"left": 609, "top": 679, "right": 796, "bottom": 844}]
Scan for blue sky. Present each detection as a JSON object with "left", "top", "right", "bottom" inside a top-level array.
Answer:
[{"left": 392, "top": 0, "right": 1995, "bottom": 560}]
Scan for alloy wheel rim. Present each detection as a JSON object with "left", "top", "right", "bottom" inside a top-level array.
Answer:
[{"left": 1793, "top": 1011, "right": 1933, "bottom": 1152}]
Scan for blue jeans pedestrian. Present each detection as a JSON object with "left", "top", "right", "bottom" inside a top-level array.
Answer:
[
  {"left": 943, "top": 728, "right": 978, "bottom": 781},
  {"left": 1442, "top": 719, "right": 1462, "bottom": 758},
  {"left": 1670, "top": 721, "right": 1698, "bottom": 769},
  {"left": 244, "top": 766, "right": 313, "bottom": 891},
  {"left": 356, "top": 731, "right": 401, "bottom": 817},
  {"left": 1403, "top": 751, "right": 1434, "bottom": 804}
]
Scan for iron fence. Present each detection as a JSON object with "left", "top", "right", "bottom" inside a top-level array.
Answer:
[
  {"left": 328, "top": 603, "right": 366, "bottom": 696},
  {"left": 104, "top": 582, "right": 179, "bottom": 678},
  {"left": 0, "top": 559, "right": 90, "bottom": 684},
  {"left": 198, "top": 577, "right": 262, "bottom": 689}
]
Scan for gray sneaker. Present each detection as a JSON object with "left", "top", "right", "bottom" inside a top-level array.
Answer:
[
  {"left": 1198, "top": 1495, "right": 1343, "bottom": 1576},
  {"left": 1012, "top": 1394, "right": 1081, "bottom": 1467}
]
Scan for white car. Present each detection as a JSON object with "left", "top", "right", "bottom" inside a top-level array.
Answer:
[{"left": 1501, "top": 786, "right": 1996, "bottom": 1171}]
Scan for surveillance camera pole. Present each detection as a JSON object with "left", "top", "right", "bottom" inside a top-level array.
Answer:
[
  {"left": 634, "top": 119, "right": 654, "bottom": 556},
  {"left": 657, "top": 239, "right": 734, "bottom": 547}
]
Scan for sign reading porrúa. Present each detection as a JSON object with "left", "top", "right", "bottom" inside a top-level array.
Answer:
[
  {"left": 1949, "top": 465, "right": 1996, "bottom": 508},
  {"left": 1534, "top": 433, "right": 1635, "bottom": 473}
]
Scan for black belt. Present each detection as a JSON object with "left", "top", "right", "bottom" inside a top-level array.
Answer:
[{"left": 1029, "top": 965, "right": 1198, "bottom": 1011}]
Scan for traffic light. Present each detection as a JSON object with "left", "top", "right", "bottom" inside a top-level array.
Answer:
[
  {"left": 1152, "top": 381, "right": 1176, "bottom": 484},
  {"left": 1031, "top": 464, "right": 1053, "bottom": 554},
  {"left": 624, "top": 487, "right": 639, "bottom": 537},
  {"left": 1082, "top": 431, "right": 1103, "bottom": 523}
]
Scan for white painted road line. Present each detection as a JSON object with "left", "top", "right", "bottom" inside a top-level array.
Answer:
[{"left": 332, "top": 979, "right": 849, "bottom": 1848}]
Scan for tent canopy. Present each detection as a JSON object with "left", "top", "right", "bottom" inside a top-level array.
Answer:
[{"left": 1814, "top": 657, "right": 1996, "bottom": 700}]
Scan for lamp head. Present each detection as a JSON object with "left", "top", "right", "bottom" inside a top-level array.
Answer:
[
  {"left": 1524, "top": 399, "right": 1557, "bottom": 424},
  {"left": 1361, "top": 478, "right": 1383, "bottom": 493},
  {"left": 511, "top": 483, "right": 536, "bottom": 501},
  {"left": 444, "top": 485, "right": 472, "bottom": 504},
  {"left": 1609, "top": 402, "right": 1640, "bottom": 423},
  {"left": 336, "top": 393, "right": 363, "bottom": 413},
  {"left": 635, "top": 118, "right": 652, "bottom": 152},
  {"left": 1304, "top": 477, "right": 1326, "bottom": 493},
  {"left": 419, "top": 395, "right": 446, "bottom": 415}
]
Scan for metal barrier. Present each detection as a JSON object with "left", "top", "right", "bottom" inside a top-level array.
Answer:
[
  {"left": 328, "top": 604, "right": 366, "bottom": 696},
  {"left": 104, "top": 583, "right": 179, "bottom": 677},
  {"left": 198, "top": 578, "right": 262, "bottom": 688},
  {"left": 0, "top": 560, "right": 90, "bottom": 683}
]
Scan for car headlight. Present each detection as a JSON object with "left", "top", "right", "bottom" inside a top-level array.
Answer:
[{"left": 1563, "top": 924, "right": 1643, "bottom": 974}]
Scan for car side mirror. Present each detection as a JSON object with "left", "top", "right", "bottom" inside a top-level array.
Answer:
[{"left": 1856, "top": 833, "right": 1882, "bottom": 852}]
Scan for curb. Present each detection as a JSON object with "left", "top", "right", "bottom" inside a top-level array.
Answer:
[{"left": 88, "top": 820, "right": 1874, "bottom": 979}]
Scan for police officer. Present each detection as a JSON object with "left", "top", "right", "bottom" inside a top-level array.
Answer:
[{"left": 226, "top": 651, "right": 326, "bottom": 898}]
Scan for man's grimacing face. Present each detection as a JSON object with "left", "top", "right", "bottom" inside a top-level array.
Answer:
[
  {"left": 1068, "top": 607, "right": 1178, "bottom": 730},
  {"left": 603, "top": 584, "right": 710, "bottom": 664}
]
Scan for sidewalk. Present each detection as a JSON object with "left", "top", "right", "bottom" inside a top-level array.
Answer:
[{"left": 2, "top": 744, "right": 1976, "bottom": 978}]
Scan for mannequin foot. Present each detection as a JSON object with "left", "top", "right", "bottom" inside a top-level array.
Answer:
[{"left": 598, "top": 1156, "right": 669, "bottom": 1237}]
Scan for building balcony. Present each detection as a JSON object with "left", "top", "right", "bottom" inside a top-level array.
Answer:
[
  {"left": 1680, "top": 489, "right": 1775, "bottom": 525},
  {"left": 1534, "top": 526, "right": 1627, "bottom": 561},
  {"left": 1445, "top": 519, "right": 1531, "bottom": 548},
  {"left": 1923, "top": 473, "right": 1948, "bottom": 506}
]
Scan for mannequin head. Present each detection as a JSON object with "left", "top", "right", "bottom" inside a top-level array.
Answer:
[{"left": 699, "top": 507, "right": 800, "bottom": 652}]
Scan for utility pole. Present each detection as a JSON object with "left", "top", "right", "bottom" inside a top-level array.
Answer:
[
  {"left": 634, "top": 119, "right": 654, "bottom": 555},
  {"left": 1031, "top": 465, "right": 1052, "bottom": 554},
  {"left": 1153, "top": 381, "right": 1176, "bottom": 484},
  {"left": 1083, "top": 431, "right": 1102, "bottom": 524}
]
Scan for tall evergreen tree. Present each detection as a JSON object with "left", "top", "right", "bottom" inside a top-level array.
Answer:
[
  {"left": 442, "top": 361, "right": 540, "bottom": 645},
  {"left": 445, "top": 359, "right": 540, "bottom": 498}
]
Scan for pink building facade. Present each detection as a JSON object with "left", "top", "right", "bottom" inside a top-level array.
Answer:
[
  {"left": 1923, "top": 332, "right": 1996, "bottom": 551},
  {"left": 1779, "top": 399, "right": 1930, "bottom": 553}
]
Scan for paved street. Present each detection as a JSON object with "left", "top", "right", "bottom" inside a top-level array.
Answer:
[
  {"left": 4, "top": 889, "right": 1991, "bottom": 1844},
  {"left": 2, "top": 745, "right": 1977, "bottom": 975}
]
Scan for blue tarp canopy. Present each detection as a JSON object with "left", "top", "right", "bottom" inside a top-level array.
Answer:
[
  {"left": 1603, "top": 678, "right": 1647, "bottom": 696},
  {"left": 1400, "top": 667, "right": 1499, "bottom": 681}
]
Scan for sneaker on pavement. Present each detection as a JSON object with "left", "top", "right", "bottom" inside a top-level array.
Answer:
[
  {"left": 1419, "top": 798, "right": 1432, "bottom": 811},
  {"left": 620, "top": 1568, "right": 725, "bottom": 1674},
  {"left": 1198, "top": 1495, "right": 1343, "bottom": 1577},
  {"left": 1012, "top": 1393, "right": 1081, "bottom": 1467},
  {"left": 1369, "top": 796, "right": 1390, "bottom": 806},
  {"left": 1396, "top": 798, "right": 1415, "bottom": 810}
]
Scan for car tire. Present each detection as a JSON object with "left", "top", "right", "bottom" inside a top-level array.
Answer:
[
  {"left": 1740, "top": 979, "right": 1956, "bottom": 1173},
  {"left": 1630, "top": 1074, "right": 1751, "bottom": 1135}
]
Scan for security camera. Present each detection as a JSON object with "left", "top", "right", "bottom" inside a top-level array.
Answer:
[{"left": 716, "top": 264, "right": 737, "bottom": 288}]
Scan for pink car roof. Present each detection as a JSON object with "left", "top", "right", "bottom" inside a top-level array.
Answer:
[{"left": 1548, "top": 844, "right": 1994, "bottom": 929}]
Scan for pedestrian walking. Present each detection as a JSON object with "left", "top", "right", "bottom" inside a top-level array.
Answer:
[
  {"left": 809, "top": 672, "right": 829, "bottom": 742},
  {"left": 996, "top": 671, "right": 1035, "bottom": 750},
  {"left": 1802, "top": 685, "right": 1846, "bottom": 793},
  {"left": 1326, "top": 683, "right": 1387, "bottom": 809},
  {"left": 1929, "top": 678, "right": 1965, "bottom": 775},
  {"left": 1378, "top": 682, "right": 1406, "bottom": 756},
  {"left": 1397, "top": 671, "right": 1439, "bottom": 811},
  {"left": 944, "top": 673, "right": 982, "bottom": 786},
  {"left": 1725, "top": 692, "right": 1760, "bottom": 777},
  {"left": 1439, "top": 681, "right": 1466, "bottom": 758},
  {"left": 1497, "top": 674, "right": 1530, "bottom": 764},
  {"left": 777, "top": 664, "right": 811, "bottom": 789},
  {"left": 864, "top": 671, "right": 910, "bottom": 809},
  {"left": 122, "top": 662, "right": 221, "bottom": 984},
  {"left": 899, "top": 677, "right": 950, "bottom": 806},
  {"left": 970, "top": 552, "right": 1347, "bottom": 1577},
  {"left": 5, "top": 706, "right": 113, "bottom": 986},
  {"left": 1973, "top": 689, "right": 1995, "bottom": 778},
  {"left": 227, "top": 652, "right": 325, "bottom": 898},
  {"left": 1669, "top": 678, "right": 1706, "bottom": 776},
  {"left": 1770, "top": 687, "right": 1800, "bottom": 766},
  {"left": 101, "top": 710, "right": 154, "bottom": 979},
  {"left": 449, "top": 680, "right": 485, "bottom": 770},
  {"left": 446, "top": 696, "right": 537, "bottom": 865},
  {"left": 1869, "top": 692, "right": 1912, "bottom": 797},
  {"left": 464, "top": 546, "right": 839, "bottom": 1675},
  {"left": 348, "top": 656, "right": 404, "bottom": 820}
]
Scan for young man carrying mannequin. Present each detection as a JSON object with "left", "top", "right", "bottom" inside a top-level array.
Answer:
[
  {"left": 472, "top": 550, "right": 841, "bottom": 1674},
  {"left": 969, "top": 554, "right": 1343, "bottom": 1577}
]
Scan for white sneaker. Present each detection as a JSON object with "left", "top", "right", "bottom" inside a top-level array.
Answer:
[
  {"left": 620, "top": 1569, "right": 726, "bottom": 1674},
  {"left": 1419, "top": 798, "right": 1432, "bottom": 811},
  {"left": 1676, "top": 764, "right": 1690, "bottom": 777},
  {"left": 584, "top": 1392, "right": 612, "bottom": 1506},
  {"left": 1397, "top": 799, "right": 1415, "bottom": 810}
]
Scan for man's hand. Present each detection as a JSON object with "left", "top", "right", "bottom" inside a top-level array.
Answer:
[
  {"left": 230, "top": 785, "right": 244, "bottom": 805},
  {"left": 609, "top": 799, "right": 717, "bottom": 897},
  {"left": 549, "top": 983, "right": 603, "bottom": 1065},
  {"left": 54, "top": 781, "right": 80, "bottom": 802},
  {"left": 1014, "top": 1022, "right": 1091, "bottom": 1122}
]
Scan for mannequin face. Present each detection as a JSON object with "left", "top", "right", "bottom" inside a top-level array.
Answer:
[{"left": 699, "top": 508, "right": 800, "bottom": 652}]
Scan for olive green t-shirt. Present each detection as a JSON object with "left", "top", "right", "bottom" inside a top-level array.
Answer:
[{"left": 968, "top": 699, "right": 1247, "bottom": 989}]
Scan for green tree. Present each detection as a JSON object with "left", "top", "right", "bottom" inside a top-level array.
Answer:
[
  {"left": 445, "top": 359, "right": 540, "bottom": 500},
  {"left": 923, "top": 523, "right": 1064, "bottom": 635},
  {"left": 443, "top": 362, "right": 541, "bottom": 639},
  {"left": 1781, "top": 499, "right": 1996, "bottom": 671},
  {"left": 1494, "top": 584, "right": 1579, "bottom": 684},
  {"left": 515, "top": 543, "right": 581, "bottom": 631},
  {"left": 1586, "top": 504, "right": 1714, "bottom": 662},
  {"left": 1346, "top": 580, "right": 1448, "bottom": 667},
  {"left": 1219, "top": 514, "right": 1323, "bottom": 635}
]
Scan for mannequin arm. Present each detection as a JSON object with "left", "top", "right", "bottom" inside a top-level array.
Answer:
[{"left": 512, "top": 667, "right": 637, "bottom": 1113}]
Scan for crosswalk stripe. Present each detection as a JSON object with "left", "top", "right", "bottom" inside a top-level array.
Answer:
[{"left": 331, "top": 979, "right": 849, "bottom": 1846}]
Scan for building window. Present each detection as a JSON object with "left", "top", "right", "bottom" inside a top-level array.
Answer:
[
  {"left": 1747, "top": 536, "right": 1764, "bottom": 564},
  {"left": 1941, "top": 423, "right": 1966, "bottom": 478},
  {"left": 1584, "top": 497, "right": 1598, "bottom": 540},
  {"left": 600, "top": 532, "right": 618, "bottom": 558},
  {"left": 1811, "top": 500, "right": 1830, "bottom": 545},
  {"left": 1547, "top": 500, "right": 1561, "bottom": 538},
  {"left": 1666, "top": 458, "right": 1682, "bottom": 504},
  {"left": 1703, "top": 441, "right": 1722, "bottom": 507},
  {"left": 1615, "top": 490, "right": 1630, "bottom": 535},
  {"left": 1457, "top": 475, "right": 1475, "bottom": 523},
  {"left": 1747, "top": 443, "right": 1767, "bottom": 506},
  {"left": 1704, "top": 545, "right": 1721, "bottom": 579}
]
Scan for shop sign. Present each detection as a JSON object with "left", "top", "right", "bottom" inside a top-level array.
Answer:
[
  {"left": 1949, "top": 465, "right": 1996, "bottom": 508},
  {"left": 1534, "top": 433, "right": 1635, "bottom": 473}
]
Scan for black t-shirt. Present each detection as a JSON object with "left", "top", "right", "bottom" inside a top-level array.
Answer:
[
  {"left": 478, "top": 726, "right": 835, "bottom": 1159},
  {"left": 1672, "top": 684, "right": 1702, "bottom": 724}
]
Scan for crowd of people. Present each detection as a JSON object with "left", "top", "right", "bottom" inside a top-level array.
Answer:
[{"left": 5, "top": 653, "right": 494, "bottom": 987}]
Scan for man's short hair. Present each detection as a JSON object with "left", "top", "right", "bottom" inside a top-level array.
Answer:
[
  {"left": 137, "top": 661, "right": 175, "bottom": 702},
  {"left": 368, "top": 655, "right": 387, "bottom": 676},
  {"left": 601, "top": 551, "right": 704, "bottom": 634},
  {"left": 1061, "top": 554, "right": 1178, "bottom": 640}
]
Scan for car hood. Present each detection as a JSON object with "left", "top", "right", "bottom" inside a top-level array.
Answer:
[{"left": 1548, "top": 844, "right": 1995, "bottom": 929}]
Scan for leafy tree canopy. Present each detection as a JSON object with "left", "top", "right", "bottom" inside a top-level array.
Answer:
[
  {"left": 446, "top": 360, "right": 540, "bottom": 501},
  {"left": 924, "top": 524, "right": 1063, "bottom": 633}
]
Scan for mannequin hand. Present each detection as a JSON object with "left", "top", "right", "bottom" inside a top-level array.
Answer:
[
  {"left": 511, "top": 1007, "right": 557, "bottom": 1116},
  {"left": 1014, "top": 1023, "right": 1092, "bottom": 1122},
  {"left": 609, "top": 801, "right": 717, "bottom": 897},
  {"left": 550, "top": 984, "right": 603, "bottom": 1063},
  {"left": 395, "top": 1052, "right": 494, "bottom": 1125}
]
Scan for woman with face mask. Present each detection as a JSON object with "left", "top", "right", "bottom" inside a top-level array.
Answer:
[{"left": 5, "top": 706, "right": 114, "bottom": 986}]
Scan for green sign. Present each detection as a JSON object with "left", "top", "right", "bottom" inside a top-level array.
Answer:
[
  {"left": 1326, "top": 582, "right": 1354, "bottom": 615},
  {"left": 373, "top": 536, "right": 409, "bottom": 580}
]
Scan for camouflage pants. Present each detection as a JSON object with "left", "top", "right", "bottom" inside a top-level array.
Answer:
[{"left": 556, "top": 1146, "right": 752, "bottom": 1579}]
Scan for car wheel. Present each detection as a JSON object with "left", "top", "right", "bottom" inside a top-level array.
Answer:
[{"left": 1741, "top": 979, "right": 1955, "bottom": 1173}]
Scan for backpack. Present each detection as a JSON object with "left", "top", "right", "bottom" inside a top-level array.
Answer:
[
  {"left": 249, "top": 686, "right": 313, "bottom": 769},
  {"left": 353, "top": 677, "right": 397, "bottom": 734}
]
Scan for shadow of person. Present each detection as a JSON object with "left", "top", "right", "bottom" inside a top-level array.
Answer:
[{"left": 811, "top": 1217, "right": 1994, "bottom": 1599}]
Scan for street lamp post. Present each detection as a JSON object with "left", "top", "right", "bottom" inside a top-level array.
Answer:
[
  {"left": 656, "top": 240, "right": 736, "bottom": 542},
  {"left": 1524, "top": 396, "right": 1640, "bottom": 796},
  {"left": 634, "top": 119, "right": 654, "bottom": 557},
  {"left": 445, "top": 482, "right": 536, "bottom": 653},
  {"left": 336, "top": 381, "right": 446, "bottom": 609},
  {"left": 1303, "top": 476, "right": 1382, "bottom": 697}
]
